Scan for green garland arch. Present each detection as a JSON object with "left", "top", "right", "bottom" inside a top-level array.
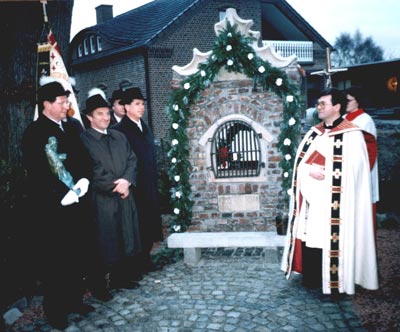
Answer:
[{"left": 166, "top": 22, "right": 302, "bottom": 233}]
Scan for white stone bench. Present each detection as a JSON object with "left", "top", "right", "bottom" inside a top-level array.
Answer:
[{"left": 167, "top": 231, "right": 286, "bottom": 265}]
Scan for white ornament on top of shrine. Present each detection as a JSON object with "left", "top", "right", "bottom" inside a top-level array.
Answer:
[{"left": 172, "top": 8, "right": 297, "bottom": 77}]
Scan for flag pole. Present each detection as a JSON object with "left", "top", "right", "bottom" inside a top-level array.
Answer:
[{"left": 40, "top": 0, "right": 48, "bottom": 23}]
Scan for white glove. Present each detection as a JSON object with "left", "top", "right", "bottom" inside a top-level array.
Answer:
[
  {"left": 61, "top": 189, "right": 79, "bottom": 206},
  {"left": 73, "top": 178, "right": 90, "bottom": 198}
]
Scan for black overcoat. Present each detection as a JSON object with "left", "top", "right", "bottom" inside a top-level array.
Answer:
[
  {"left": 113, "top": 117, "right": 163, "bottom": 252},
  {"left": 80, "top": 128, "right": 142, "bottom": 265},
  {"left": 22, "top": 115, "right": 95, "bottom": 309}
]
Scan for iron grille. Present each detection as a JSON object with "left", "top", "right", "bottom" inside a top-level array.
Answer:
[{"left": 210, "top": 120, "right": 262, "bottom": 178}]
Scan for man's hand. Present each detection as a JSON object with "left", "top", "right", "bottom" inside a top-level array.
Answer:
[
  {"left": 113, "top": 178, "right": 130, "bottom": 199},
  {"left": 309, "top": 163, "right": 325, "bottom": 180}
]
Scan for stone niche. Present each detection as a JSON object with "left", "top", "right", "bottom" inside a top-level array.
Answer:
[{"left": 170, "top": 8, "right": 301, "bottom": 232}]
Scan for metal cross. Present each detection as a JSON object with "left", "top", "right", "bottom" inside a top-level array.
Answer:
[{"left": 310, "top": 48, "right": 347, "bottom": 88}]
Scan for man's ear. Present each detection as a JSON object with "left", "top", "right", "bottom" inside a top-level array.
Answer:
[{"left": 333, "top": 103, "right": 341, "bottom": 114}]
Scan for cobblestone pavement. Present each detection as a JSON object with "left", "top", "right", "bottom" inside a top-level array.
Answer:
[{"left": 10, "top": 248, "right": 365, "bottom": 332}]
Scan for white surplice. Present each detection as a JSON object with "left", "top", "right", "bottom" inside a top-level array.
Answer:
[{"left": 281, "top": 120, "right": 379, "bottom": 295}]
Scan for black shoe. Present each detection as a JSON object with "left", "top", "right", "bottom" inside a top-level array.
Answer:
[
  {"left": 92, "top": 289, "right": 113, "bottom": 302},
  {"left": 143, "top": 262, "right": 162, "bottom": 273},
  {"left": 47, "top": 314, "right": 69, "bottom": 330},
  {"left": 111, "top": 280, "right": 140, "bottom": 290},
  {"left": 131, "top": 272, "right": 143, "bottom": 281},
  {"left": 70, "top": 303, "right": 95, "bottom": 316}
]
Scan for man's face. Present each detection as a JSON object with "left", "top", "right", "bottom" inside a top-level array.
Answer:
[
  {"left": 44, "top": 96, "right": 70, "bottom": 122},
  {"left": 87, "top": 107, "right": 111, "bottom": 131},
  {"left": 125, "top": 99, "right": 145, "bottom": 122},
  {"left": 316, "top": 95, "right": 339, "bottom": 123},
  {"left": 112, "top": 99, "right": 126, "bottom": 118}
]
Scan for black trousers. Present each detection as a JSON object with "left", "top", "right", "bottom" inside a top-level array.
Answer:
[{"left": 301, "top": 242, "right": 322, "bottom": 288}]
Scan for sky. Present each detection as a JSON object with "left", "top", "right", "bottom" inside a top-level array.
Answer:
[{"left": 71, "top": 0, "right": 400, "bottom": 59}]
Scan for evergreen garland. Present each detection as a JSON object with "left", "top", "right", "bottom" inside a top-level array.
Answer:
[{"left": 166, "top": 22, "right": 301, "bottom": 233}]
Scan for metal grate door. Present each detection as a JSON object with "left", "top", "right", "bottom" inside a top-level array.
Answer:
[{"left": 210, "top": 120, "right": 262, "bottom": 178}]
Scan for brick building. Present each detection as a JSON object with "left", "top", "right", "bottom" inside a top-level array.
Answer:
[{"left": 69, "top": 0, "right": 331, "bottom": 141}]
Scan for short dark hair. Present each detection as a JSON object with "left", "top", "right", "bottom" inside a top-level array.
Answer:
[
  {"left": 345, "top": 86, "right": 364, "bottom": 108},
  {"left": 318, "top": 88, "right": 347, "bottom": 115}
]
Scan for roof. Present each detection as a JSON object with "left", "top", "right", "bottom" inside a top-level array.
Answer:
[
  {"left": 70, "top": 0, "right": 331, "bottom": 61},
  {"left": 77, "top": 0, "right": 200, "bottom": 49}
]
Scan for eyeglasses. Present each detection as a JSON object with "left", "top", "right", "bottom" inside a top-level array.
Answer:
[
  {"left": 315, "top": 101, "right": 332, "bottom": 108},
  {"left": 54, "top": 100, "right": 71, "bottom": 107}
]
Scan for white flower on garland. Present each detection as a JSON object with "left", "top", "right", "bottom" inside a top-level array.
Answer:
[
  {"left": 226, "top": 45, "right": 232, "bottom": 51},
  {"left": 285, "top": 154, "right": 291, "bottom": 161},
  {"left": 175, "top": 191, "right": 182, "bottom": 198},
  {"left": 227, "top": 32, "right": 232, "bottom": 37},
  {"left": 258, "top": 66, "right": 265, "bottom": 73},
  {"left": 283, "top": 171, "right": 289, "bottom": 178},
  {"left": 288, "top": 117, "right": 296, "bottom": 126},
  {"left": 283, "top": 138, "right": 291, "bottom": 146},
  {"left": 173, "top": 208, "right": 180, "bottom": 215},
  {"left": 275, "top": 78, "right": 283, "bottom": 86},
  {"left": 227, "top": 59, "right": 234, "bottom": 66},
  {"left": 200, "top": 70, "right": 206, "bottom": 77},
  {"left": 247, "top": 53, "right": 254, "bottom": 60},
  {"left": 172, "top": 123, "right": 179, "bottom": 130},
  {"left": 171, "top": 157, "right": 177, "bottom": 164},
  {"left": 174, "top": 175, "right": 180, "bottom": 182},
  {"left": 173, "top": 104, "right": 179, "bottom": 111},
  {"left": 287, "top": 188, "right": 293, "bottom": 196},
  {"left": 173, "top": 224, "right": 181, "bottom": 232},
  {"left": 286, "top": 95, "right": 294, "bottom": 102},
  {"left": 184, "top": 82, "right": 190, "bottom": 90},
  {"left": 172, "top": 139, "right": 179, "bottom": 146}
]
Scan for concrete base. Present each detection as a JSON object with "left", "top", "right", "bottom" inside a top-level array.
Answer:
[{"left": 168, "top": 231, "right": 286, "bottom": 265}]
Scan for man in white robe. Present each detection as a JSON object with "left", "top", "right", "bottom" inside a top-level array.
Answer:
[{"left": 281, "top": 88, "right": 378, "bottom": 295}]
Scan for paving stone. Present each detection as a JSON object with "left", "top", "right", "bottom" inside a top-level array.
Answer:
[{"left": 8, "top": 248, "right": 367, "bottom": 332}]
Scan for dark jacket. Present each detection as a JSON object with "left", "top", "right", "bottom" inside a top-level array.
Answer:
[
  {"left": 80, "top": 128, "right": 142, "bottom": 265},
  {"left": 113, "top": 117, "right": 163, "bottom": 251},
  {"left": 22, "top": 115, "right": 95, "bottom": 309}
]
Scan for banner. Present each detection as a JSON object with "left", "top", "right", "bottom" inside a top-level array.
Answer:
[{"left": 35, "top": 1, "right": 83, "bottom": 126}]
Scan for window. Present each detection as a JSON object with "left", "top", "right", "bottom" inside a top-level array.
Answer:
[
  {"left": 90, "top": 35, "right": 96, "bottom": 54},
  {"left": 210, "top": 120, "right": 262, "bottom": 178},
  {"left": 77, "top": 44, "right": 83, "bottom": 58},
  {"left": 83, "top": 38, "right": 89, "bottom": 55},
  {"left": 97, "top": 36, "right": 102, "bottom": 51}
]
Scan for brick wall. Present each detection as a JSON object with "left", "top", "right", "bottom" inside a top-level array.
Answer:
[{"left": 171, "top": 73, "right": 294, "bottom": 232}]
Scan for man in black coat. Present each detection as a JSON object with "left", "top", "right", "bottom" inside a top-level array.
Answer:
[
  {"left": 108, "top": 88, "right": 126, "bottom": 127},
  {"left": 81, "top": 92, "right": 142, "bottom": 297},
  {"left": 114, "top": 87, "right": 163, "bottom": 273},
  {"left": 22, "top": 82, "right": 95, "bottom": 330}
]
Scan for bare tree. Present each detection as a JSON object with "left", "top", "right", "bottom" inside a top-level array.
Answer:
[{"left": 332, "top": 30, "right": 384, "bottom": 67}]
